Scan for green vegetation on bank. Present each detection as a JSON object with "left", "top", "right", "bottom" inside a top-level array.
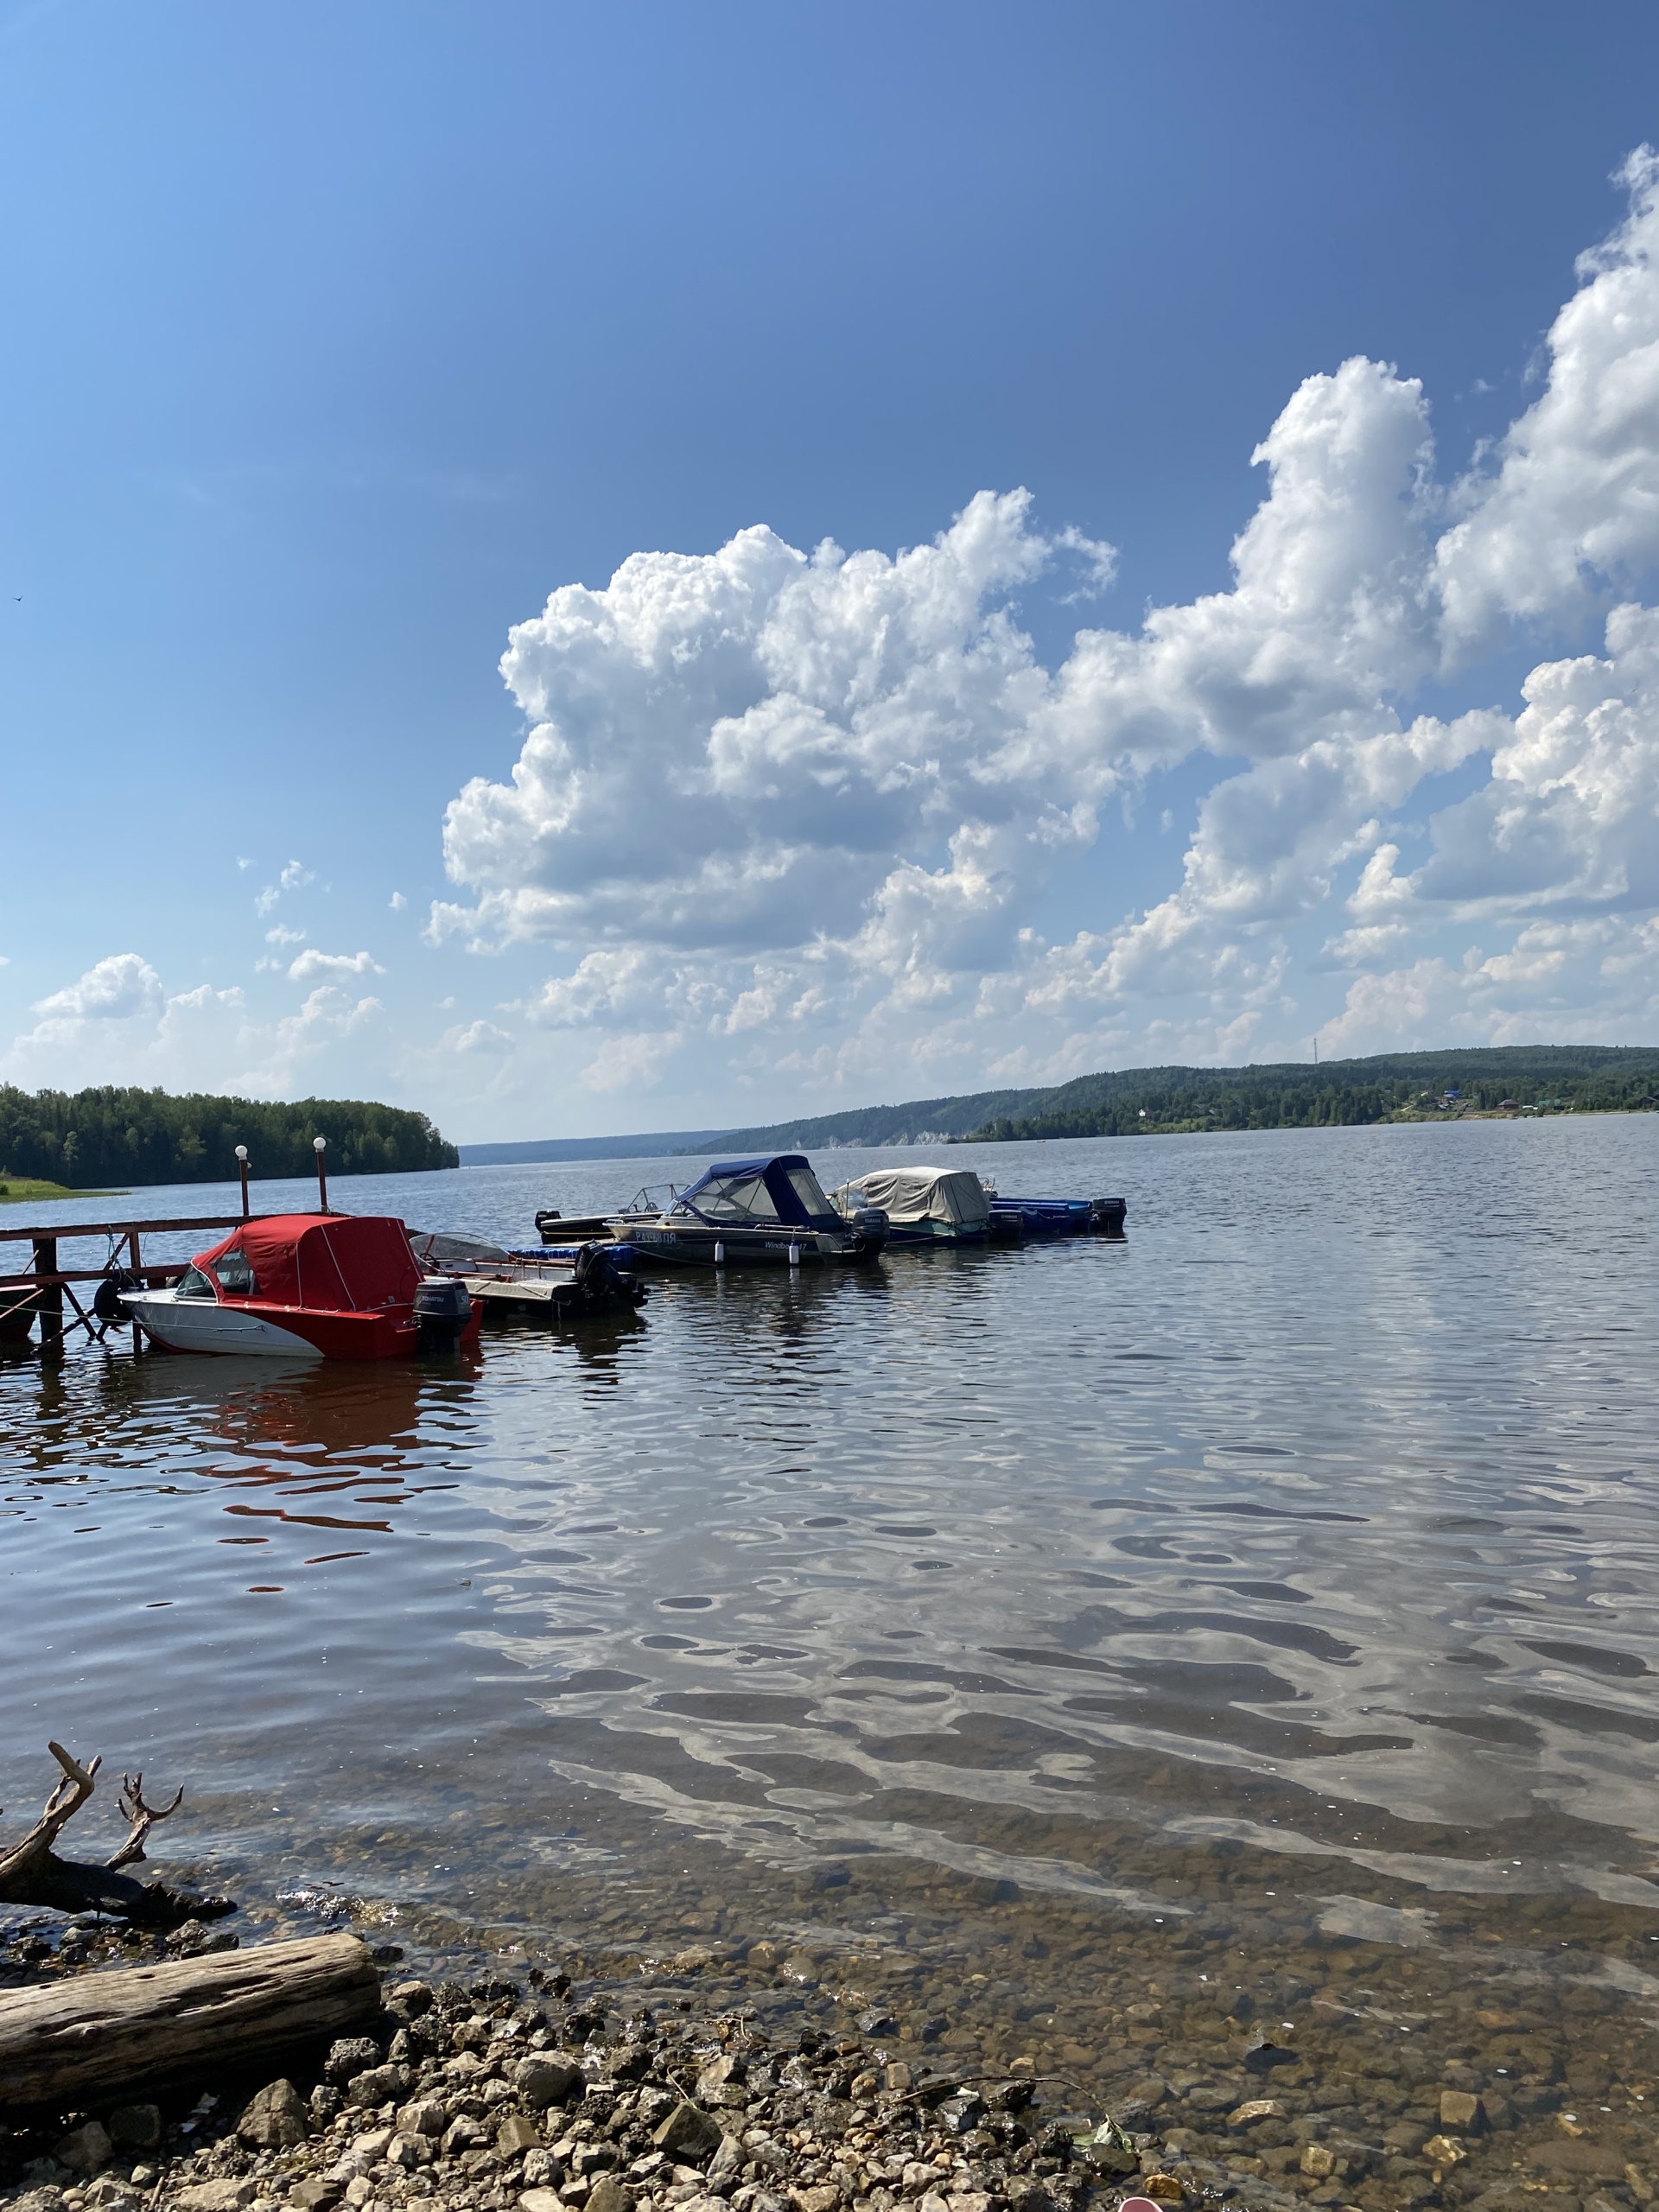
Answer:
[
  {"left": 962, "top": 1046, "right": 1659, "bottom": 1141},
  {"left": 0, "top": 1175, "right": 123, "bottom": 1205},
  {"left": 687, "top": 1045, "right": 1659, "bottom": 1154},
  {"left": 0, "top": 1086, "right": 459, "bottom": 1190}
]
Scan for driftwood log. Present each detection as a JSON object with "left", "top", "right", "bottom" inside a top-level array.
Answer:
[
  {"left": 0, "top": 1741, "right": 232, "bottom": 1925},
  {"left": 0, "top": 1932, "right": 380, "bottom": 2109}
]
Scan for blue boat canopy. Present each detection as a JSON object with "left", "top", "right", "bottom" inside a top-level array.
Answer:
[{"left": 671, "top": 1154, "right": 841, "bottom": 1231}]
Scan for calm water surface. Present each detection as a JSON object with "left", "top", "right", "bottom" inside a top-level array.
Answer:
[{"left": 4, "top": 1117, "right": 1659, "bottom": 2103}]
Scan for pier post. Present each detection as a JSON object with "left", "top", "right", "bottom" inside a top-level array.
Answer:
[
  {"left": 33, "top": 1236, "right": 62, "bottom": 1360},
  {"left": 130, "top": 1230, "right": 143, "bottom": 1357}
]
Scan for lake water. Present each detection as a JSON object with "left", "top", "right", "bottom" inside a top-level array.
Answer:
[{"left": 4, "top": 1116, "right": 1659, "bottom": 2174}]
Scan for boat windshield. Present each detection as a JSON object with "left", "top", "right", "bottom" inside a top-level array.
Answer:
[
  {"left": 674, "top": 1171, "right": 780, "bottom": 1224},
  {"left": 784, "top": 1164, "right": 833, "bottom": 1220},
  {"left": 212, "top": 1251, "right": 258, "bottom": 1295},
  {"left": 175, "top": 1265, "right": 217, "bottom": 1300}
]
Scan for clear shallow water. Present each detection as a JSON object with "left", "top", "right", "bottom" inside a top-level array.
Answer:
[{"left": 5, "top": 1117, "right": 1659, "bottom": 2116}]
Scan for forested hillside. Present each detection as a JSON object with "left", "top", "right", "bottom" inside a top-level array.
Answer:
[
  {"left": 692, "top": 1046, "right": 1659, "bottom": 1154},
  {"left": 963, "top": 1046, "right": 1659, "bottom": 1141},
  {"left": 0, "top": 1086, "right": 458, "bottom": 1188}
]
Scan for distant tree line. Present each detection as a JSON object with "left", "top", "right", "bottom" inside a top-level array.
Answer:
[
  {"left": 962, "top": 1046, "right": 1659, "bottom": 1142},
  {"left": 0, "top": 1086, "right": 459, "bottom": 1188}
]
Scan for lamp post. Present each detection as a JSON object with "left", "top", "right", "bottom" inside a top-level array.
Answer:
[
  {"left": 314, "top": 1135, "right": 328, "bottom": 1213},
  {"left": 235, "top": 1144, "right": 251, "bottom": 1219}
]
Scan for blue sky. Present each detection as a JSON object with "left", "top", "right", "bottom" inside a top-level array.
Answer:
[{"left": 5, "top": 2, "right": 1659, "bottom": 1141}]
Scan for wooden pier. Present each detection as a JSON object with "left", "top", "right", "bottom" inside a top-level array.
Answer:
[{"left": 0, "top": 1214, "right": 260, "bottom": 1360}]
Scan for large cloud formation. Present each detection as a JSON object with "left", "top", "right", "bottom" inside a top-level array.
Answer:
[
  {"left": 3, "top": 952, "right": 385, "bottom": 1099},
  {"left": 435, "top": 153, "right": 1659, "bottom": 1099}
]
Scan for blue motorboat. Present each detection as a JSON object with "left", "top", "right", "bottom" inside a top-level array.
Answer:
[
  {"left": 988, "top": 1193, "right": 1127, "bottom": 1239},
  {"left": 538, "top": 1154, "right": 889, "bottom": 1269}
]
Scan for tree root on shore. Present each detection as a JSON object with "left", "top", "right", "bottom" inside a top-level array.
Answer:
[{"left": 0, "top": 1740, "right": 234, "bottom": 1927}]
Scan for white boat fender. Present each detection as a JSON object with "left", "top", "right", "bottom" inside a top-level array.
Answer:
[
  {"left": 788, "top": 1242, "right": 801, "bottom": 1267},
  {"left": 714, "top": 1242, "right": 724, "bottom": 1265}
]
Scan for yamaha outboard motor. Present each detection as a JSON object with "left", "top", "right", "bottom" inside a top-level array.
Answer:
[
  {"left": 848, "top": 1206, "right": 888, "bottom": 1258},
  {"left": 414, "top": 1275, "right": 473, "bottom": 1353}
]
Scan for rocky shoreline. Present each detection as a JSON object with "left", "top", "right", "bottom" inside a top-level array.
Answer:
[{"left": 3, "top": 1908, "right": 1656, "bottom": 2212}]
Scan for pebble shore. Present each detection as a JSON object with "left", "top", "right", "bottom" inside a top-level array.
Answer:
[{"left": 3, "top": 1911, "right": 1657, "bottom": 2212}]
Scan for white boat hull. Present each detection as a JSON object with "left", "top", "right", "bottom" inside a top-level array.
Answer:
[{"left": 121, "top": 1289, "right": 322, "bottom": 1358}]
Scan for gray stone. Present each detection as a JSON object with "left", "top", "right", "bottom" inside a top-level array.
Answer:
[
  {"left": 442, "top": 2115, "right": 486, "bottom": 2158},
  {"left": 396, "top": 2097, "right": 448, "bottom": 2138},
  {"left": 386, "top": 2131, "right": 433, "bottom": 2171},
  {"left": 514, "top": 2054, "right": 583, "bottom": 2110},
  {"left": 344, "top": 2062, "right": 410, "bottom": 2107},
  {"left": 324, "top": 2037, "right": 383, "bottom": 2086},
  {"left": 707, "top": 2135, "right": 746, "bottom": 2185},
  {"left": 586, "top": 2178, "right": 634, "bottom": 2212},
  {"left": 522, "top": 2148, "right": 563, "bottom": 2189},
  {"left": 107, "top": 2105, "right": 162, "bottom": 2150},
  {"left": 652, "top": 2101, "right": 723, "bottom": 2160},
  {"left": 81, "top": 2187, "right": 137, "bottom": 2212},
  {"left": 1243, "top": 2033, "right": 1297, "bottom": 2073},
  {"left": 1440, "top": 2090, "right": 1485, "bottom": 2131},
  {"left": 238, "top": 2079, "right": 311, "bottom": 2150},
  {"left": 499, "top": 2114, "right": 542, "bottom": 2157},
  {"left": 390, "top": 1979, "right": 435, "bottom": 2016},
  {"left": 1075, "top": 2121, "right": 1138, "bottom": 2179},
  {"left": 54, "top": 2124, "right": 113, "bottom": 2178},
  {"left": 172, "top": 2185, "right": 258, "bottom": 2212},
  {"left": 287, "top": 2182, "right": 341, "bottom": 2212},
  {"left": 940, "top": 2093, "right": 987, "bottom": 2135}
]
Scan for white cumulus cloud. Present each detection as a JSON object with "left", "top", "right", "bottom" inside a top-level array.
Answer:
[
  {"left": 1437, "top": 149, "right": 1659, "bottom": 652},
  {"left": 425, "top": 153, "right": 1659, "bottom": 1105},
  {"left": 1, "top": 955, "right": 388, "bottom": 1098},
  {"left": 287, "top": 949, "right": 385, "bottom": 982},
  {"left": 255, "top": 859, "right": 315, "bottom": 917}
]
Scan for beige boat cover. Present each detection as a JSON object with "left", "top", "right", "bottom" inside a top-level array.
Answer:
[{"left": 832, "top": 1166, "right": 992, "bottom": 1228}]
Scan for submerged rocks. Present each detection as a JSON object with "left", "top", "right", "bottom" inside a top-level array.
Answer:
[{"left": 3, "top": 1914, "right": 1656, "bottom": 2212}]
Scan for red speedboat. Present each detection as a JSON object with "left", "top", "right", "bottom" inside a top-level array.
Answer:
[{"left": 120, "top": 1213, "right": 479, "bottom": 1361}]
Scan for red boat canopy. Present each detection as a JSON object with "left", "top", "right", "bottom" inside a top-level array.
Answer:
[{"left": 193, "top": 1215, "right": 423, "bottom": 1312}]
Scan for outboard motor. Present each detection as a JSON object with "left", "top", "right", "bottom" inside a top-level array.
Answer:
[
  {"left": 414, "top": 1275, "right": 473, "bottom": 1353},
  {"left": 849, "top": 1206, "right": 888, "bottom": 1258},
  {"left": 1089, "top": 1197, "right": 1128, "bottom": 1239},
  {"left": 550, "top": 1242, "right": 649, "bottom": 1320}
]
